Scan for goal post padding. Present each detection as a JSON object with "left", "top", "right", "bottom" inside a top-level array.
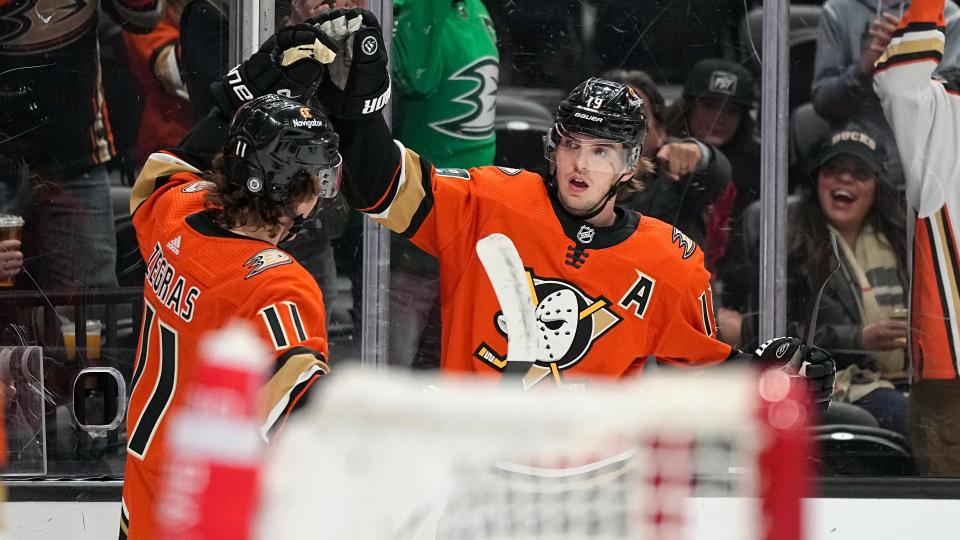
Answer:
[{"left": 255, "top": 367, "right": 809, "bottom": 540}]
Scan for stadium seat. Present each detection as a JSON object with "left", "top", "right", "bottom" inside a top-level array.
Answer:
[
  {"left": 813, "top": 424, "right": 915, "bottom": 476},
  {"left": 111, "top": 185, "right": 132, "bottom": 219},
  {"left": 821, "top": 401, "right": 880, "bottom": 428},
  {"left": 740, "top": 5, "right": 823, "bottom": 110},
  {"left": 494, "top": 89, "right": 555, "bottom": 177},
  {"left": 739, "top": 194, "right": 802, "bottom": 270},
  {"left": 789, "top": 102, "right": 832, "bottom": 184}
]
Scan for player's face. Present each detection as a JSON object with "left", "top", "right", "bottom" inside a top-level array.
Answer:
[
  {"left": 554, "top": 133, "right": 632, "bottom": 218},
  {"left": 688, "top": 97, "right": 743, "bottom": 147},
  {"left": 816, "top": 155, "right": 877, "bottom": 234}
]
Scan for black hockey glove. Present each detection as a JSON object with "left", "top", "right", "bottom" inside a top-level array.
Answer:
[
  {"left": 210, "top": 24, "right": 337, "bottom": 116},
  {"left": 754, "top": 337, "right": 836, "bottom": 414},
  {"left": 308, "top": 8, "right": 391, "bottom": 118}
]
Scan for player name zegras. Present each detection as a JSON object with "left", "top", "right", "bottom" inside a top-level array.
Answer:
[{"left": 145, "top": 242, "right": 201, "bottom": 322}]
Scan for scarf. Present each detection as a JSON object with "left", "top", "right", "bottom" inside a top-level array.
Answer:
[{"left": 829, "top": 224, "right": 906, "bottom": 401}]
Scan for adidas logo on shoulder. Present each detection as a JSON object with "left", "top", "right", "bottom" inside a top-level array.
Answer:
[{"left": 166, "top": 235, "right": 182, "bottom": 255}]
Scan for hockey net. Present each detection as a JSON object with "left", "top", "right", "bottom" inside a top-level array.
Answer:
[{"left": 255, "top": 368, "right": 809, "bottom": 540}]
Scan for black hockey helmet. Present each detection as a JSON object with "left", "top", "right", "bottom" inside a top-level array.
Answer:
[
  {"left": 545, "top": 77, "right": 647, "bottom": 161},
  {"left": 224, "top": 94, "right": 342, "bottom": 203}
]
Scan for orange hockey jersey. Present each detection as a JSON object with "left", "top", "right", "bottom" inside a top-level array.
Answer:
[
  {"left": 358, "top": 145, "right": 731, "bottom": 387},
  {"left": 120, "top": 151, "right": 329, "bottom": 539}
]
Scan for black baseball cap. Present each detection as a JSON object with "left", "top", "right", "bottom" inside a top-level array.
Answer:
[
  {"left": 683, "top": 59, "right": 755, "bottom": 108},
  {"left": 816, "top": 128, "right": 888, "bottom": 178}
]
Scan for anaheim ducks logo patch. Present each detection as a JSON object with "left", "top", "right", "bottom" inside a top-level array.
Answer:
[
  {"left": 243, "top": 249, "right": 292, "bottom": 279},
  {"left": 672, "top": 227, "right": 697, "bottom": 259},
  {"left": 473, "top": 270, "right": 621, "bottom": 389},
  {"left": 181, "top": 181, "right": 216, "bottom": 193}
]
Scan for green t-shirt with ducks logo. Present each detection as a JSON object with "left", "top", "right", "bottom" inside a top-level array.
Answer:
[{"left": 392, "top": 0, "right": 499, "bottom": 169}]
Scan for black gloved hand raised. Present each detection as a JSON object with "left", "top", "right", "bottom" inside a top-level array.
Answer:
[
  {"left": 754, "top": 337, "right": 837, "bottom": 414},
  {"left": 308, "top": 8, "right": 391, "bottom": 119},
  {"left": 210, "top": 24, "right": 338, "bottom": 116}
]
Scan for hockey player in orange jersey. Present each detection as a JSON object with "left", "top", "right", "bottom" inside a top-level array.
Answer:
[
  {"left": 306, "top": 9, "right": 835, "bottom": 398},
  {"left": 120, "top": 22, "right": 341, "bottom": 538}
]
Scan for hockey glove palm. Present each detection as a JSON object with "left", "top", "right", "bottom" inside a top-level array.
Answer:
[
  {"left": 309, "top": 8, "right": 391, "bottom": 118},
  {"left": 211, "top": 24, "right": 337, "bottom": 116},
  {"left": 754, "top": 337, "right": 836, "bottom": 414}
]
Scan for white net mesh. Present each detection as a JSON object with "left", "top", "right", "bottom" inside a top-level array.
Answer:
[{"left": 255, "top": 368, "right": 805, "bottom": 540}]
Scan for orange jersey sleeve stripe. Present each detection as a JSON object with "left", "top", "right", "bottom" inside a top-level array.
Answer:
[{"left": 913, "top": 208, "right": 960, "bottom": 379}]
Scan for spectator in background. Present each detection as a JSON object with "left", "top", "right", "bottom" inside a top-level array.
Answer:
[
  {"left": 0, "top": 240, "right": 23, "bottom": 283},
  {"left": 604, "top": 70, "right": 731, "bottom": 254},
  {"left": 785, "top": 127, "right": 908, "bottom": 435},
  {"left": 665, "top": 59, "right": 760, "bottom": 275},
  {"left": 0, "top": 0, "right": 164, "bottom": 292},
  {"left": 123, "top": 1, "right": 194, "bottom": 169},
  {"left": 392, "top": 0, "right": 498, "bottom": 168},
  {"left": 874, "top": 0, "right": 960, "bottom": 475},
  {"left": 812, "top": 0, "right": 960, "bottom": 190},
  {"left": 607, "top": 69, "right": 738, "bottom": 347}
]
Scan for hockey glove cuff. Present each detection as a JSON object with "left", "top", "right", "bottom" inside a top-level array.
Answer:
[{"left": 754, "top": 337, "right": 837, "bottom": 414}]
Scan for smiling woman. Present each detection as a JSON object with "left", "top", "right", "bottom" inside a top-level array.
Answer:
[{"left": 786, "top": 125, "right": 909, "bottom": 436}]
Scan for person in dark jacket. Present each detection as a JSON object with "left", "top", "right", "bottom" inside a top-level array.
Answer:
[
  {"left": 785, "top": 126, "right": 909, "bottom": 435},
  {"left": 604, "top": 69, "right": 731, "bottom": 250},
  {"left": 811, "top": 0, "right": 960, "bottom": 190},
  {"left": 665, "top": 59, "right": 761, "bottom": 271}
]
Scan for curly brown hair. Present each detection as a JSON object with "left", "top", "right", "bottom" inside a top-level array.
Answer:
[{"left": 203, "top": 152, "right": 320, "bottom": 237}]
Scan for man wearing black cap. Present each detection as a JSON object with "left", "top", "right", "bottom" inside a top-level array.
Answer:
[
  {"left": 673, "top": 60, "right": 758, "bottom": 188},
  {"left": 658, "top": 60, "right": 762, "bottom": 348},
  {"left": 603, "top": 68, "right": 733, "bottom": 252},
  {"left": 678, "top": 60, "right": 756, "bottom": 149}
]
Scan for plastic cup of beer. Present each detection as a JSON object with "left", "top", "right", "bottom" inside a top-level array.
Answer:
[
  {"left": 62, "top": 321, "right": 102, "bottom": 361},
  {"left": 0, "top": 214, "right": 24, "bottom": 288},
  {"left": 86, "top": 320, "right": 102, "bottom": 360},
  {"left": 62, "top": 323, "right": 76, "bottom": 361}
]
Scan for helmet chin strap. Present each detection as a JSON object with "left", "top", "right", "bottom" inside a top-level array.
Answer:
[
  {"left": 549, "top": 170, "right": 634, "bottom": 223},
  {"left": 280, "top": 198, "right": 320, "bottom": 243}
]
